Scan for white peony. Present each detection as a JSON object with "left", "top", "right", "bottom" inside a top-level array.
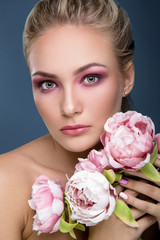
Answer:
[{"left": 65, "top": 170, "right": 117, "bottom": 226}]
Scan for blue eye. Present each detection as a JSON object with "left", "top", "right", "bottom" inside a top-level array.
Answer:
[{"left": 41, "top": 81, "right": 57, "bottom": 89}]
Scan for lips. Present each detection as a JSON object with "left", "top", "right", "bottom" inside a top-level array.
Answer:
[{"left": 60, "top": 124, "right": 91, "bottom": 135}]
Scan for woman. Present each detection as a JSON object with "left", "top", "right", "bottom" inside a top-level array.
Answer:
[{"left": 0, "top": 0, "right": 159, "bottom": 239}]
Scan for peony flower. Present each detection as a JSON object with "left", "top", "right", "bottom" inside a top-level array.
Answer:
[
  {"left": 75, "top": 149, "right": 110, "bottom": 173},
  {"left": 28, "top": 175, "right": 64, "bottom": 235},
  {"left": 65, "top": 170, "right": 117, "bottom": 226},
  {"left": 154, "top": 133, "right": 160, "bottom": 158},
  {"left": 101, "top": 111, "right": 155, "bottom": 171}
]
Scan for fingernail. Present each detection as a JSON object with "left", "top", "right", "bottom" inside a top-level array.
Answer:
[
  {"left": 118, "top": 178, "right": 128, "bottom": 184},
  {"left": 119, "top": 192, "right": 128, "bottom": 200}
]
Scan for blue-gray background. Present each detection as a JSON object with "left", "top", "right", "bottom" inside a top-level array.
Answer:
[{"left": 0, "top": 1, "right": 160, "bottom": 154}]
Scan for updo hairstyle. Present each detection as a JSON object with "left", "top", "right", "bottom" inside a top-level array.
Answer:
[{"left": 23, "top": 0, "right": 135, "bottom": 111}]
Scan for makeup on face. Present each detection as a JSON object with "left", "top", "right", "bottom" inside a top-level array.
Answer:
[
  {"left": 60, "top": 124, "right": 91, "bottom": 136},
  {"left": 29, "top": 25, "right": 124, "bottom": 152},
  {"left": 77, "top": 67, "right": 109, "bottom": 87},
  {"left": 31, "top": 72, "right": 59, "bottom": 92},
  {"left": 31, "top": 63, "right": 109, "bottom": 93}
]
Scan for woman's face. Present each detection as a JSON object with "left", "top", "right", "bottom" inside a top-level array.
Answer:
[{"left": 29, "top": 25, "right": 125, "bottom": 152}]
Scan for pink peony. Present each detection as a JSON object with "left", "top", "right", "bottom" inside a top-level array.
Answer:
[
  {"left": 65, "top": 170, "right": 117, "bottom": 226},
  {"left": 28, "top": 175, "right": 64, "bottom": 235},
  {"left": 75, "top": 149, "right": 110, "bottom": 173},
  {"left": 101, "top": 111, "right": 155, "bottom": 171},
  {"left": 154, "top": 133, "right": 160, "bottom": 158}
]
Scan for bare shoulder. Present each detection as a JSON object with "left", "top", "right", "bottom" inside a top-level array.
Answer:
[
  {"left": 0, "top": 134, "right": 63, "bottom": 210},
  {"left": 0, "top": 134, "right": 62, "bottom": 178},
  {"left": 0, "top": 135, "right": 65, "bottom": 239},
  {"left": 0, "top": 149, "right": 36, "bottom": 239},
  {"left": 0, "top": 143, "right": 42, "bottom": 188},
  {"left": 0, "top": 145, "right": 41, "bottom": 203}
]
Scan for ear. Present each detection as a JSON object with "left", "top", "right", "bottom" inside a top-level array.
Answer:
[{"left": 122, "top": 62, "right": 135, "bottom": 97}]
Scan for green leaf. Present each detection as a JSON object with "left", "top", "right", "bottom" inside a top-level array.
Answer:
[
  {"left": 150, "top": 141, "right": 158, "bottom": 164},
  {"left": 103, "top": 170, "right": 122, "bottom": 185},
  {"left": 64, "top": 198, "right": 75, "bottom": 224},
  {"left": 103, "top": 169, "right": 115, "bottom": 184},
  {"left": 123, "top": 172, "right": 132, "bottom": 177},
  {"left": 141, "top": 162, "right": 160, "bottom": 182},
  {"left": 59, "top": 202, "right": 85, "bottom": 239},
  {"left": 60, "top": 211, "right": 78, "bottom": 233},
  {"left": 114, "top": 199, "right": 138, "bottom": 227},
  {"left": 112, "top": 182, "right": 119, "bottom": 187},
  {"left": 69, "top": 229, "right": 77, "bottom": 239},
  {"left": 75, "top": 223, "right": 85, "bottom": 231},
  {"left": 115, "top": 173, "right": 122, "bottom": 182}
]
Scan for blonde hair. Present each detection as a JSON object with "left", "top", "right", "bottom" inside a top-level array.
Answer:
[{"left": 23, "top": 0, "right": 134, "bottom": 111}]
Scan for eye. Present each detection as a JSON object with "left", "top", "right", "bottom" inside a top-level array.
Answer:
[
  {"left": 41, "top": 80, "right": 57, "bottom": 90},
  {"left": 83, "top": 74, "right": 102, "bottom": 85}
]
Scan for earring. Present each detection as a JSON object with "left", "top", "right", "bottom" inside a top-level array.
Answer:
[{"left": 124, "top": 91, "right": 128, "bottom": 96}]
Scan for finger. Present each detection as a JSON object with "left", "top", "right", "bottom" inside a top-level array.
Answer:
[
  {"left": 130, "top": 207, "right": 145, "bottom": 219},
  {"left": 126, "top": 169, "right": 160, "bottom": 187},
  {"left": 137, "top": 215, "right": 157, "bottom": 233},
  {"left": 126, "top": 170, "right": 151, "bottom": 180},
  {"left": 120, "top": 189, "right": 144, "bottom": 219},
  {"left": 115, "top": 184, "right": 138, "bottom": 197},
  {"left": 115, "top": 184, "right": 124, "bottom": 194},
  {"left": 124, "top": 189, "right": 138, "bottom": 197},
  {"left": 119, "top": 178, "right": 160, "bottom": 202},
  {"left": 119, "top": 192, "right": 160, "bottom": 220}
]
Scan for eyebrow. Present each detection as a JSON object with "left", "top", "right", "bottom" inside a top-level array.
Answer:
[
  {"left": 32, "top": 62, "right": 107, "bottom": 78},
  {"left": 73, "top": 63, "right": 107, "bottom": 75}
]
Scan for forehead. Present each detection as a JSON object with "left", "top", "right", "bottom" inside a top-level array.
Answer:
[{"left": 28, "top": 24, "right": 118, "bottom": 74}]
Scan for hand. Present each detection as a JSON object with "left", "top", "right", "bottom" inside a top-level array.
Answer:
[
  {"left": 88, "top": 185, "right": 156, "bottom": 240},
  {"left": 118, "top": 160, "right": 160, "bottom": 229}
]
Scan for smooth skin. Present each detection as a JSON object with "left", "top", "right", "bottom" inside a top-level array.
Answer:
[
  {"left": 29, "top": 25, "right": 129, "bottom": 153},
  {"left": 0, "top": 24, "right": 159, "bottom": 240},
  {"left": 119, "top": 158, "right": 160, "bottom": 229},
  {"left": 89, "top": 171, "right": 160, "bottom": 240}
]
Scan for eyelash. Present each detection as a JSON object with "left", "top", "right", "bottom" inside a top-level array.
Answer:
[
  {"left": 82, "top": 74, "right": 103, "bottom": 86},
  {"left": 38, "top": 80, "right": 57, "bottom": 91},
  {"left": 36, "top": 73, "right": 103, "bottom": 92}
]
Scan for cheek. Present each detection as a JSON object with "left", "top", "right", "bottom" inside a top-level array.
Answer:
[
  {"left": 83, "top": 82, "right": 122, "bottom": 118},
  {"left": 33, "top": 95, "right": 59, "bottom": 125},
  {"left": 33, "top": 96, "right": 46, "bottom": 116}
]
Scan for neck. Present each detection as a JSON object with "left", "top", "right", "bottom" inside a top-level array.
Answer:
[{"left": 48, "top": 134, "right": 103, "bottom": 176}]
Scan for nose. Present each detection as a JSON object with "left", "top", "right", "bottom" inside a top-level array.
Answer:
[{"left": 60, "top": 87, "right": 83, "bottom": 117}]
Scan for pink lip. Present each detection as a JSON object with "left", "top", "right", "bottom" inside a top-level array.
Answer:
[{"left": 60, "top": 124, "right": 91, "bottom": 135}]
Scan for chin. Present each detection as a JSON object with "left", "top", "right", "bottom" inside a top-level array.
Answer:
[
  {"left": 63, "top": 144, "right": 92, "bottom": 153},
  {"left": 50, "top": 131, "right": 103, "bottom": 154},
  {"left": 60, "top": 139, "right": 102, "bottom": 154}
]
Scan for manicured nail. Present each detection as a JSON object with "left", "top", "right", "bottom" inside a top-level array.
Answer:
[
  {"left": 119, "top": 192, "right": 128, "bottom": 200},
  {"left": 118, "top": 178, "right": 128, "bottom": 185}
]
